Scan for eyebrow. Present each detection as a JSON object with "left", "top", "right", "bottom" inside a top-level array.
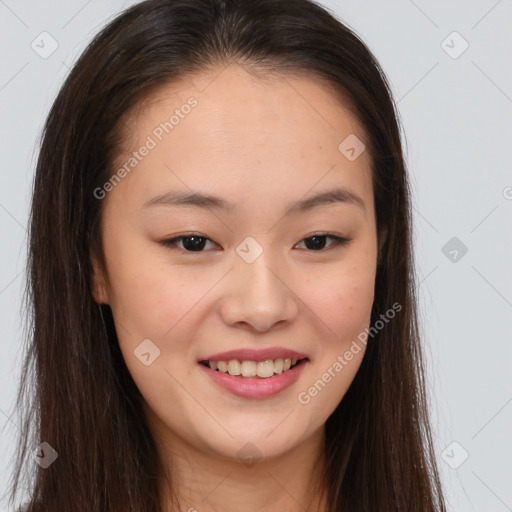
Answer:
[{"left": 143, "top": 187, "right": 366, "bottom": 215}]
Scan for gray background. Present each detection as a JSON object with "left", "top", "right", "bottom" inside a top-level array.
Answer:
[{"left": 1, "top": 0, "right": 511, "bottom": 510}]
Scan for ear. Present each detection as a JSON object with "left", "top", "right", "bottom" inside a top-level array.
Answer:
[{"left": 90, "top": 250, "right": 110, "bottom": 305}]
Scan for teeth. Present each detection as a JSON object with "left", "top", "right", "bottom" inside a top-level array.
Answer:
[
  {"left": 273, "top": 358, "right": 284, "bottom": 374},
  {"left": 228, "top": 359, "right": 241, "bottom": 375},
  {"left": 206, "top": 357, "right": 303, "bottom": 378},
  {"left": 257, "top": 360, "right": 274, "bottom": 378},
  {"left": 241, "top": 360, "right": 256, "bottom": 377}
]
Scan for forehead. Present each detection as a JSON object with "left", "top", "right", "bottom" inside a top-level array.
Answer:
[{"left": 109, "top": 63, "right": 374, "bottom": 218}]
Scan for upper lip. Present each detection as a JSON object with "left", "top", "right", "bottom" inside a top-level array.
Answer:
[{"left": 199, "top": 347, "right": 308, "bottom": 362}]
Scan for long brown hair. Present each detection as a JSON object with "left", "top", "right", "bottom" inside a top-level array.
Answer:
[{"left": 8, "top": 0, "right": 446, "bottom": 510}]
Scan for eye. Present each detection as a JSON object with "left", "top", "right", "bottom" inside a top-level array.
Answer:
[
  {"left": 294, "top": 234, "right": 352, "bottom": 251},
  {"left": 160, "top": 234, "right": 218, "bottom": 252},
  {"left": 160, "top": 233, "right": 352, "bottom": 253}
]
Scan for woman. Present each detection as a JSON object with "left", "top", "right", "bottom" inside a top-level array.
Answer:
[{"left": 9, "top": 0, "right": 446, "bottom": 510}]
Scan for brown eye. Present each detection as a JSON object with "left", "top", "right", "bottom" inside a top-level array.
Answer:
[
  {"left": 295, "top": 234, "right": 352, "bottom": 251},
  {"left": 160, "top": 233, "right": 352, "bottom": 253},
  {"left": 161, "top": 234, "right": 218, "bottom": 252}
]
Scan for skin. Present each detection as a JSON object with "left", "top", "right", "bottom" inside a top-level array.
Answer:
[{"left": 92, "top": 63, "right": 381, "bottom": 512}]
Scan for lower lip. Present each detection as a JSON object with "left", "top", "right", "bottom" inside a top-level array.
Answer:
[{"left": 198, "top": 360, "right": 308, "bottom": 399}]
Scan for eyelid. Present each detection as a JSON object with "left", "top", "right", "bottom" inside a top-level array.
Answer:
[
  {"left": 159, "top": 232, "right": 352, "bottom": 253},
  {"left": 294, "top": 233, "right": 352, "bottom": 251},
  {"left": 160, "top": 233, "right": 219, "bottom": 251}
]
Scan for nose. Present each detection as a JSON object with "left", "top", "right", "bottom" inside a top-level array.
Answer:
[{"left": 219, "top": 250, "right": 299, "bottom": 333}]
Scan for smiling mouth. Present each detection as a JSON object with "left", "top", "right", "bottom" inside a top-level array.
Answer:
[{"left": 199, "top": 357, "right": 308, "bottom": 379}]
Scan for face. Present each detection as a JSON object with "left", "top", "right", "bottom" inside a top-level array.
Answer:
[{"left": 92, "top": 63, "right": 379, "bottom": 465}]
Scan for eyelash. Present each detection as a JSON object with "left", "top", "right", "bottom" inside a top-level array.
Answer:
[{"left": 160, "top": 233, "right": 353, "bottom": 253}]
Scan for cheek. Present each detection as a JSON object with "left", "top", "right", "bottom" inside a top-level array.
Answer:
[
  {"left": 108, "top": 265, "right": 172, "bottom": 332},
  {"left": 299, "top": 260, "right": 376, "bottom": 342},
  {"left": 103, "top": 236, "right": 197, "bottom": 338},
  {"left": 294, "top": 263, "right": 375, "bottom": 424}
]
